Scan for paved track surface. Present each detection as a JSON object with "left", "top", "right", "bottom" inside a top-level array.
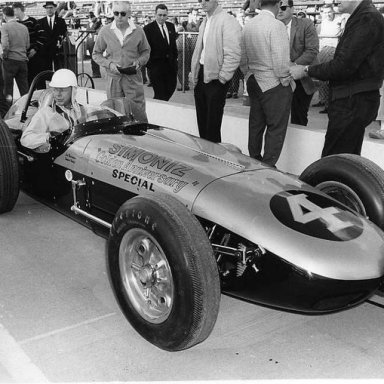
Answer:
[{"left": 1, "top": 193, "right": 384, "bottom": 382}]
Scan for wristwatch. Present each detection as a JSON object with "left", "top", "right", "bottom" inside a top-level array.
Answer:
[{"left": 304, "top": 65, "right": 309, "bottom": 74}]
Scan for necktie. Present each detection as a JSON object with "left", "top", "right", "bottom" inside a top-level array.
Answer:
[
  {"left": 49, "top": 17, "right": 53, "bottom": 29},
  {"left": 161, "top": 24, "right": 168, "bottom": 44}
]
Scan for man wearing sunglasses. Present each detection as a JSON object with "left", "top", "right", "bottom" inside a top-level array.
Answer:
[
  {"left": 93, "top": 1, "right": 150, "bottom": 119},
  {"left": 191, "top": 0, "right": 242, "bottom": 143},
  {"left": 144, "top": 4, "right": 178, "bottom": 101},
  {"left": 290, "top": 0, "right": 384, "bottom": 157},
  {"left": 277, "top": 0, "right": 319, "bottom": 127}
]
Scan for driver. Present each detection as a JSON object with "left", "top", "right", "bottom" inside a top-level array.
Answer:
[{"left": 20, "top": 69, "right": 87, "bottom": 153}]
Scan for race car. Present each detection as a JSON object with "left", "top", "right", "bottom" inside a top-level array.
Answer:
[{"left": 1, "top": 71, "right": 384, "bottom": 352}]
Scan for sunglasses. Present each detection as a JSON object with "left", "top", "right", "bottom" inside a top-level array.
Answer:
[
  {"left": 113, "top": 11, "right": 127, "bottom": 17},
  {"left": 279, "top": 5, "right": 292, "bottom": 10}
]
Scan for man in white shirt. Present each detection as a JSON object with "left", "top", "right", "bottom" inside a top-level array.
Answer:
[
  {"left": 277, "top": 0, "right": 319, "bottom": 126},
  {"left": 38, "top": 1, "right": 67, "bottom": 71},
  {"left": 191, "top": 0, "right": 242, "bottom": 143},
  {"left": 144, "top": 4, "right": 178, "bottom": 101}
]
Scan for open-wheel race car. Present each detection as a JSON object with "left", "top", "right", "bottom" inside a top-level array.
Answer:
[{"left": 1, "top": 71, "right": 384, "bottom": 351}]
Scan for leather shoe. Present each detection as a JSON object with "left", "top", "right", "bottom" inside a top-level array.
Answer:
[
  {"left": 369, "top": 130, "right": 384, "bottom": 139},
  {"left": 319, "top": 108, "right": 328, "bottom": 114},
  {"left": 312, "top": 101, "right": 325, "bottom": 107},
  {"left": 232, "top": 93, "right": 238, "bottom": 99},
  {"left": 226, "top": 92, "right": 232, "bottom": 99}
]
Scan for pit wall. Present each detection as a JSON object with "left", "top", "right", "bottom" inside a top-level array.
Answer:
[{"left": 78, "top": 87, "right": 384, "bottom": 176}]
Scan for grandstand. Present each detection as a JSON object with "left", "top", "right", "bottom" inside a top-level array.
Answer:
[
  {"left": 130, "top": 0, "right": 245, "bottom": 17},
  {"left": 2, "top": 0, "right": 384, "bottom": 21}
]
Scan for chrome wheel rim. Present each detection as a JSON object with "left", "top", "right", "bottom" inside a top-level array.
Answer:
[
  {"left": 316, "top": 181, "right": 367, "bottom": 217},
  {"left": 119, "top": 228, "right": 174, "bottom": 323}
]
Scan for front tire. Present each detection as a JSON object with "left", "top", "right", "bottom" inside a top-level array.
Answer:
[
  {"left": 0, "top": 119, "right": 19, "bottom": 213},
  {"left": 108, "top": 194, "right": 220, "bottom": 351},
  {"left": 300, "top": 154, "right": 384, "bottom": 229}
]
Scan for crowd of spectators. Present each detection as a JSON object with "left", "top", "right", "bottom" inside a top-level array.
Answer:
[{"left": 0, "top": 0, "right": 383, "bottom": 163}]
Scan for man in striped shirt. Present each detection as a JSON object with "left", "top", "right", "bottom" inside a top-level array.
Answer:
[{"left": 241, "top": 0, "right": 294, "bottom": 167}]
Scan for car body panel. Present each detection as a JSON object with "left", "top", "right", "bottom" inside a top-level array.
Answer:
[
  {"left": 54, "top": 126, "right": 265, "bottom": 207},
  {"left": 192, "top": 171, "right": 384, "bottom": 281}
]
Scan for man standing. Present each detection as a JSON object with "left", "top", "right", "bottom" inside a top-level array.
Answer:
[
  {"left": 38, "top": 1, "right": 67, "bottom": 71},
  {"left": 290, "top": 0, "right": 384, "bottom": 157},
  {"left": 13, "top": 2, "right": 46, "bottom": 86},
  {"left": 85, "top": 12, "right": 102, "bottom": 78},
  {"left": 191, "top": 0, "right": 241, "bottom": 143},
  {"left": 241, "top": 0, "right": 294, "bottom": 167},
  {"left": 0, "top": 6, "right": 29, "bottom": 105},
  {"left": 277, "top": 0, "right": 319, "bottom": 126},
  {"left": 0, "top": 58, "right": 9, "bottom": 118},
  {"left": 93, "top": 1, "right": 150, "bottom": 118},
  {"left": 144, "top": 4, "right": 178, "bottom": 101}
]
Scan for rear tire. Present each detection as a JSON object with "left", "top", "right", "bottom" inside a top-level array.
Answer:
[
  {"left": 108, "top": 194, "right": 221, "bottom": 351},
  {"left": 300, "top": 154, "right": 384, "bottom": 229},
  {"left": 0, "top": 119, "right": 19, "bottom": 213}
]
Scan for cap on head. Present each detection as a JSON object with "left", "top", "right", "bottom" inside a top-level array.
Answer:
[
  {"left": 49, "top": 69, "right": 77, "bottom": 88},
  {"left": 43, "top": 1, "right": 56, "bottom": 8}
]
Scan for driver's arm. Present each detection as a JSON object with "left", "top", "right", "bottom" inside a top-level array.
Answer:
[{"left": 21, "top": 107, "right": 69, "bottom": 151}]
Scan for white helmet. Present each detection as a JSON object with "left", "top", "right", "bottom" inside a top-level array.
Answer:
[{"left": 49, "top": 69, "right": 78, "bottom": 88}]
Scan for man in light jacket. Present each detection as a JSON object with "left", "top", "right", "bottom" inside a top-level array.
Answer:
[
  {"left": 93, "top": 1, "right": 150, "bottom": 119},
  {"left": 191, "top": 0, "right": 242, "bottom": 143}
]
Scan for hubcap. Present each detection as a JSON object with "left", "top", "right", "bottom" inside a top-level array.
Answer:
[
  {"left": 316, "top": 181, "right": 367, "bottom": 217},
  {"left": 119, "top": 228, "right": 174, "bottom": 323}
]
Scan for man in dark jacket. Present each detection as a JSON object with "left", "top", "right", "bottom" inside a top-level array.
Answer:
[
  {"left": 290, "top": 0, "right": 384, "bottom": 157},
  {"left": 144, "top": 4, "right": 178, "bottom": 101},
  {"left": 38, "top": 1, "right": 68, "bottom": 71},
  {"left": 277, "top": 0, "right": 319, "bottom": 126}
]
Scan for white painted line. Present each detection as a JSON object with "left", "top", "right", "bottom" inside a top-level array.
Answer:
[
  {"left": 369, "top": 293, "right": 384, "bottom": 306},
  {"left": 19, "top": 312, "right": 117, "bottom": 345},
  {"left": 0, "top": 322, "right": 49, "bottom": 382}
]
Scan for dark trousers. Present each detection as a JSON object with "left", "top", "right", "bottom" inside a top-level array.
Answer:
[
  {"left": 27, "top": 54, "right": 45, "bottom": 86},
  {"left": 291, "top": 80, "right": 314, "bottom": 126},
  {"left": 148, "top": 62, "right": 177, "bottom": 101},
  {"left": 322, "top": 90, "right": 380, "bottom": 157},
  {"left": 247, "top": 75, "right": 292, "bottom": 166},
  {"left": 0, "top": 59, "right": 8, "bottom": 117},
  {"left": 41, "top": 51, "right": 65, "bottom": 72},
  {"left": 2, "top": 58, "right": 29, "bottom": 103},
  {"left": 228, "top": 67, "right": 243, "bottom": 95},
  {"left": 87, "top": 42, "right": 101, "bottom": 77},
  {"left": 194, "top": 66, "right": 230, "bottom": 143}
]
